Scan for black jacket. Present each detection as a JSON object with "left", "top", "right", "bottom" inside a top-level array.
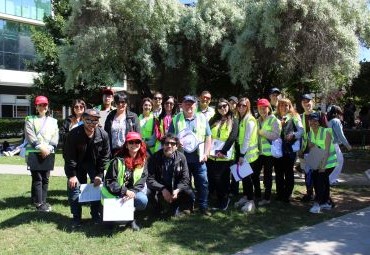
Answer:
[
  {"left": 64, "top": 125, "right": 110, "bottom": 181},
  {"left": 104, "top": 157, "right": 148, "bottom": 197},
  {"left": 104, "top": 110, "right": 141, "bottom": 151},
  {"left": 147, "top": 150, "right": 191, "bottom": 192}
]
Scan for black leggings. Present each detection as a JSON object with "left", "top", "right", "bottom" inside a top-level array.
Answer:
[{"left": 31, "top": 170, "right": 50, "bottom": 205}]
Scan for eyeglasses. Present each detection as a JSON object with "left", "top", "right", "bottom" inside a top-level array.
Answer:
[
  {"left": 164, "top": 141, "right": 177, "bottom": 146},
  {"left": 237, "top": 104, "right": 247, "bottom": 108},
  {"left": 128, "top": 140, "right": 141, "bottom": 145},
  {"left": 165, "top": 102, "right": 174, "bottom": 105},
  {"left": 153, "top": 97, "right": 162, "bottom": 100},
  {"left": 37, "top": 104, "right": 48, "bottom": 107},
  {"left": 84, "top": 119, "right": 99, "bottom": 124},
  {"left": 74, "top": 105, "right": 84, "bottom": 109},
  {"left": 217, "top": 104, "right": 228, "bottom": 109}
]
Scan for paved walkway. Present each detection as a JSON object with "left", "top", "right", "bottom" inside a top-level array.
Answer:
[
  {"left": 235, "top": 206, "right": 370, "bottom": 255},
  {"left": 0, "top": 164, "right": 65, "bottom": 176}
]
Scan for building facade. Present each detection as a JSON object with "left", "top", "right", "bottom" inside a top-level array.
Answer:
[{"left": 0, "top": 0, "right": 51, "bottom": 118}]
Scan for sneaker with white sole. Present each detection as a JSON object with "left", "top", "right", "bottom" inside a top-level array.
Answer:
[
  {"left": 320, "top": 203, "right": 333, "bottom": 210},
  {"left": 258, "top": 199, "right": 271, "bottom": 206},
  {"left": 309, "top": 203, "right": 321, "bottom": 214},
  {"left": 241, "top": 200, "right": 256, "bottom": 213},
  {"left": 234, "top": 197, "right": 249, "bottom": 208}
]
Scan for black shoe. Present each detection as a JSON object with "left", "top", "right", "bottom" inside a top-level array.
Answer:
[
  {"left": 200, "top": 209, "right": 212, "bottom": 216},
  {"left": 220, "top": 198, "right": 230, "bottom": 211},
  {"left": 71, "top": 218, "right": 82, "bottom": 229},
  {"left": 301, "top": 194, "right": 313, "bottom": 202},
  {"left": 36, "top": 203, "right": 50, "bottom": 212},
  {"left": 130, "top": 220, "right": 140, "bottom": 231},
  {"left": 92, "top": 217, "right": 102, "bottom": 225}
]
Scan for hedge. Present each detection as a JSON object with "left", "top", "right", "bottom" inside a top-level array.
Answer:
[{"left": 0, "top": 118, "right": 24, "bottom": 138}]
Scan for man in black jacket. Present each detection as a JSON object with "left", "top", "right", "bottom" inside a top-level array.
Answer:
[
  {"left": 147, "top": 133, "right": 195, "bottom": 217},
  {"left": 64, "top": 109, "right": 110, "bottom": 227}
]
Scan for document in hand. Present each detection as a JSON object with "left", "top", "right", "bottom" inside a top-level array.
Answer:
[
  {"left": 210, "top": 139, "right": 234, "bottom": 159},
  {"left": 78, "top": 184, "right": 102, "bottom": 202},
  {"left": 103, "top": 198, "right": 134, "bottom": 221},
  {"left": 230, "top": 162, "right": 253, "bottom": 182},
  {"left": 304, "top": 146, "right": 326, "bottom": 170}
]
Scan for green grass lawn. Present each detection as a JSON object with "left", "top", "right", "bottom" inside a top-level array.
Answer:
[
  {"left": 0, "top": 151, "right": 64, "bottom": 167},
  {"left": 1, "top": 174, "right": 369, "bottom": 255}
]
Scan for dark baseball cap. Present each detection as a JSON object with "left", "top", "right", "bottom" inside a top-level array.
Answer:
[
  {"left": 308, "top": 112, "right": 320, "bottom": 121},
  {"left": 301, "top": 94, "right": 313, "bottom": 100},
  {"left": 183, "top": 95, "right": 197, "bottom": 103},
  {"left": 83, "top": 109, "right": 101, "bottom": 118},
  {"left": 269, "top": 87, "right": 281, "bottom": 95},
  {"left": 229, "top": 96, "right": 238, "bottom": 104}
]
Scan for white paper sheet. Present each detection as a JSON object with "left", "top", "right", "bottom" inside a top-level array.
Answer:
[
  {"left": 78, "top": 184, "right": 102, "bottom": 202},
  {"left": 103, "top": 198, "right": 134, "bottom": 221},
  {"left": 304, "top": 146, "right": 326, "bottom": 170},
  {"left": 210, "top": 139, "right": 234, "bottom": 159},
  {"left": 230, "top": 162, "right": 253, "bottom": 181}
]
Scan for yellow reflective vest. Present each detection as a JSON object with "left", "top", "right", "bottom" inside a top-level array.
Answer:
[
  {"left": 238, "top": 114, "right": 259, "bottom": 163},
  {"left": 308, "top": 127, "right": 337, "bottom": 169}
]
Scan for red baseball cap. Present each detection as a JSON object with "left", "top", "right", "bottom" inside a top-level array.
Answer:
[
  {"left": 257, "top": 98, "right": 270, "bottom": 107},
  {"left": 34, "top": 96, "right": 49, "bottom": 105},
  {"left": 102, "top": 88, "right": 114, "bottom": 95},
  {"left": 125, "top": 132, "right": 142, "bottom": 142}
]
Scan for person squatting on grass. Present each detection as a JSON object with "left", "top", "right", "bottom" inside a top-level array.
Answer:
[
  {"left": 147, "top": 133, "right": 195, "bottom": 217},
  {"left": 102, "top": 132, "right": 148, "bottom": 231},
  {"left": 64, "top": 109, "right": 110, "bottom": 228},
  {"left": 25, "top": 95, "right": 59, "bottom": 212}
]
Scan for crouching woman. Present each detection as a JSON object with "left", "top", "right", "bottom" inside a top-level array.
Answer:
[{"left": 102, "top": 132, "right": 148, "bottom": 230}]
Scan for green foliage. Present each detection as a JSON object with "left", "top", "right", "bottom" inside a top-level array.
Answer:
[
  {"left": 352, "top": 61, "right": 370, "bottom": 105},
  {"left": 0, "top": 119, "right": 24, "bottom": 137}
]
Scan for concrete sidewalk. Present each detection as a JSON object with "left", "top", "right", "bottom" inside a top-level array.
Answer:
[
  {"left": 0, "top": 164, "right": 65, "bottom": 176},
  {"left": 235, "top": 206, "right": 370, "bottom": 255}
]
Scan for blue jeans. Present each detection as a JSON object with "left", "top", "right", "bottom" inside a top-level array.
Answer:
[
  {"left": 188, "top": 162, "right": 209, "bottom": 210},
  {"left": 134, "top": 191, "right": 148, "bottom": 211}
]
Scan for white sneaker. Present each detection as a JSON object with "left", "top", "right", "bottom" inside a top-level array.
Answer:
[
  {"left": 234, "top": 197, "right": 248, "bottom": 208},
  {"left": 309, "top": 203, "right": 321, "bottom": 214},
  {"left": 320, "top": 203, "right": 333, "bottom": 210},
  {"left": 241, "top": 200, "right": 256, "bottom": 213},
  {"left": 258, "top": 199, "right": 271, "bottom": 206},
  {"left": 3, "top": 151, "right": 10, "bottom": 156}
]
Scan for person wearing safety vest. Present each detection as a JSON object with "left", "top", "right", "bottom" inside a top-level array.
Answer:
[
  {"left": 255, "top": 98, "right": 282, "bottom": 206},
  {"left": 139, "top": 98, "right": 157, "bottom": 155},
  {"left": 64, "top": 109, "right": 110, "bottom": 228},
  {"left": 207, "top": 98, "right": 238, "bottom": 210},
  {"left": 298, "top": 94, "right": 328, "bottom": 202},
  {"left": 274, "top": 98, "right": 304, "bottom": 203},
  {"left": 25, "top": 95, "right": 59, "bottom": 212},
  {"left": 233, "top": 97, "right": 259, "bottom": 213},
  {"left": 306, "top": 112, "right": 337, "bottom": 214},
  {"left": 168, "top": 95, "right": 212, "bottom": 216},
  {"left": 102, "top": 132, "right": 148, "bottom": 231}
]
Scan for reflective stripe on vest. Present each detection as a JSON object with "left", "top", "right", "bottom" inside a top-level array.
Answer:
[
  {"left": 309, "top": 127, "right": 337, "bottom": 169},
  {"left": 238, "top": 114, "right": 259, "bottom": 163},
  {"left": 210, "top": 119, "right": 235, "bottom": 161},
  {"left": 101, "top": 158, "right": 144, "bottom": 199},
  {"left": 259, "top": 116, "right": 278, "bottom": 156}
]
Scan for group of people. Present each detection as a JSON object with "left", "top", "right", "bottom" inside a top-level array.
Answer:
[{"left": 23, "top": 87, "right": 351, "bottom": 231}]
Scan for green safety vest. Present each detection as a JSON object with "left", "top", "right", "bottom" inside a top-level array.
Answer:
[
  {"left": 209, "top": 119, "right": 235, "bottom": 161},
  {"left": 259, "top": 115, "right": 280, "bottom": 156},
  {"left": 101, "top": 158, "right": 144, "bottom": 199},
  {"left": 238, "top": 114, "right": 259, "bottom": 163},
  {"left": 173, "top": 112, "right": 207, "bottom": 143},
  {"left": 308, "top": 127, "right": 337, "bottom": 169},
  {"left": 139, "top": 113, "right": 157, "bottom": 153}
]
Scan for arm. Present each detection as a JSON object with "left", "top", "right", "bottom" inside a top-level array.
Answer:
[
  {"left": 292, "top": 116, "right": 304, "bottom": 140},
  {"left": 96, "top": 129, "right": 111, "bottom": 179},
  {"left": 259, "top": 117, "right": 281, "bottom": 141},
  {"left": 24, "top": 117, "right": 39, "bottom": 148},
  {"left": 175, "top": 153, "right": 191, "bottom": 191},
  {"left": 240, "top": 118, "right": 256, "bottom": 155},
  {"left": 332, "top": 119, "right": 351, "bottom": 149},
  {"left": 220, "top": 118, "right": 238, "bottom": 155},
  {"left": 64, "top": 129, "right": 79, "bottom": 188}
]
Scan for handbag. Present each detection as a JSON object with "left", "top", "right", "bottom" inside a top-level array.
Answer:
[
  {"left": 27, "top": 152, "right": 55, "bottom": 171},
  {"left": 271, "top": 138, "right": 283, "bottom": 158}
]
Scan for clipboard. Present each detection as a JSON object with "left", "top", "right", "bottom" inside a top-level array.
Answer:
[{"left": 230, "top": 162, "right": 253, "bottom": 181}]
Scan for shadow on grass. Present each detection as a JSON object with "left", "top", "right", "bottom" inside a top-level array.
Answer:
[{"left": 148, "top": 185, "right": 370, "bottom": 254}]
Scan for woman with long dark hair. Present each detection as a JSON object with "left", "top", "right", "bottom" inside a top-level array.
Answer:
[
  {"left": 102, "top": 132, "right": 148, "bottom": 230},
  {"left": 207, "top": 98, "right": 238, "bottom": 210},
  {"left": 139, "top": 98, "right": 157, "bottom": 154},
  {"left": 327, "top": 105, "right": 351, "bottom": 185}
]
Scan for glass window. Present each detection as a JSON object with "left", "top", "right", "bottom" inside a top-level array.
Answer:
[
  {"left": 15, "top": 105, "right": 29, "bottom": 117},
  {"left": 4, "top": 33, "right": 19, "bottom": 53},
  {"left": 0, "top": 34, "right": 4, "bottom": 51},
  {"left": 5, "top": 0, "right": 15, "bottom": 15},
  {"left": 1, "top": 104, "right": 13, "bottom": 118},
  {"left": 0, "top": 52, "right": 4, "bottom": 68},
  {"left": 19, "top": 54, "right": 34, "bottom": 70},
  {"left": 4, "top": 52, "right": 19, "bottom": 70},
  {"left": 0, "top": 0, "right": 5, "bottom": 13}
]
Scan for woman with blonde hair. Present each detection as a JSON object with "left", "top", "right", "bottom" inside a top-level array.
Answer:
[{"left": 275, "top": 98, "right": 303, "bottom": 202}]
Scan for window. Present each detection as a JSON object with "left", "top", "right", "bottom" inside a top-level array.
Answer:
[
  {"left": 1, "top": 104, "right": 13, "bottom": 117},
  {"left": 15, "top": 105, "right": 29, "bottom": 117}
]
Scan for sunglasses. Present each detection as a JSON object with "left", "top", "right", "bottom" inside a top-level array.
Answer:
[
  {"left": 153, "top": 97, "right": 162, "bottom": 100},
  {"left": 165, "top": 102, "right": 174, "bottom": 105},
  {"left": 37, "top": 104, "right": 48, "bottom": 107},
  {"left": 237, "top": 104, "right": 247, "bottom": 108},
  {"left": 217, "top": 104, "right": 228, "bottom": 109},
  {"left": 128, "top": 140, "right": 141, "bottom": 145},
  {"left": 84, "top": 119, "right": 99, "bottom": 124},
  {"left": 74, "top": 105, "right": 84, "bottom": 109},
  {"left": 164, "top": 141, "right": 177, "bottom": 146}
]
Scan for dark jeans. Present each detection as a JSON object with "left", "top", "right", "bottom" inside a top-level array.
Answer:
[
  {"left": 241, "top": 160, "right": 259, "bottom": 201},
  {"left": 188, "top": 162, "right": 209, "bottom": 210},
  {"left": 254, "top": 155, "right": 274, "bottom": 200},
  {"left": 31, "top": 170, "right": 50, "bottom": 205},
  {"left": 207, "top": 159, "right": 231, "bottom": 206},
  {"left": 274, "top": 153, "right": 296, "bottom": 200},
  {"left": 148, "top": 188, "right": 195, "bottom": 214},
  {"left": 312, "top": 168, "right": 333, "bottom": 205}
]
